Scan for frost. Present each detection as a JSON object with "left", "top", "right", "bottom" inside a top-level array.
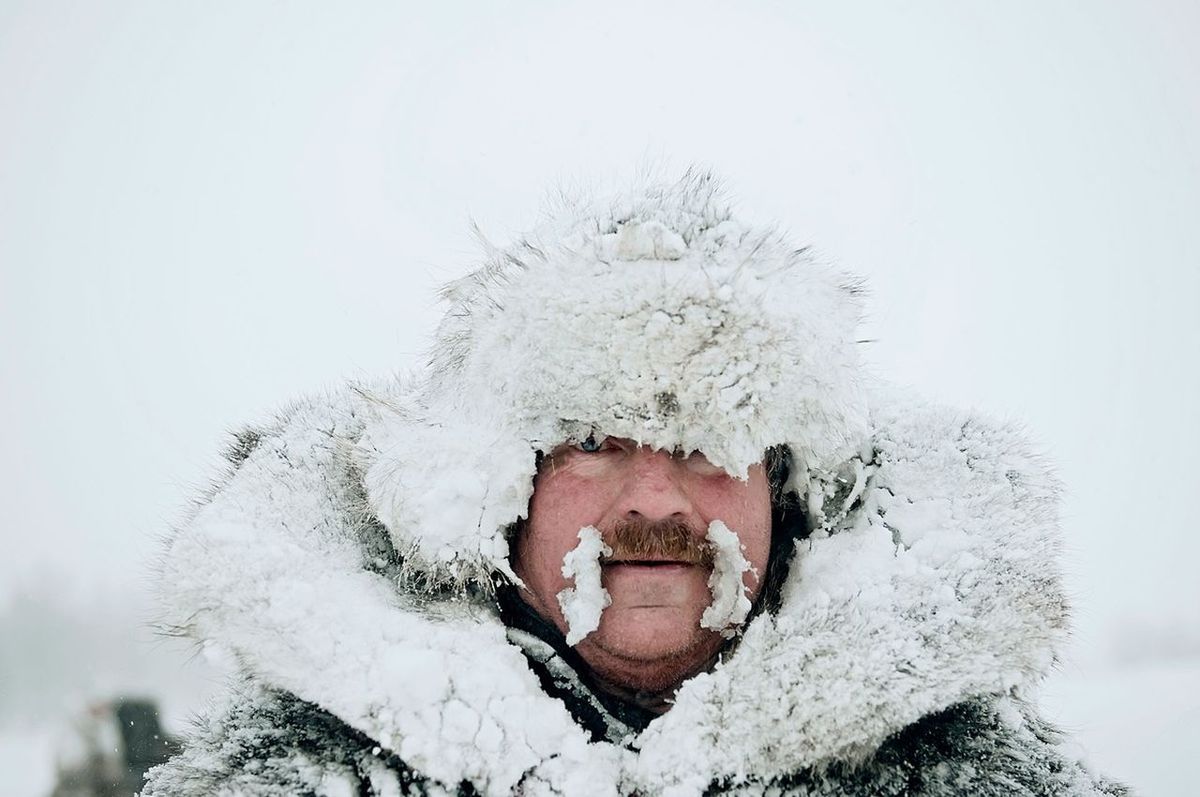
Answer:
[
  {"left": 700, "top": 520, "right": 753, "bottom": 637},
  {"left": 557, "top": 526, "right": 613, "bottom": 645}
]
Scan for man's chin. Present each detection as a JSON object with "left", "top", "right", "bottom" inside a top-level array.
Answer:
[{"left": 575, "top": 609, "right": 724, "bottom": 691}]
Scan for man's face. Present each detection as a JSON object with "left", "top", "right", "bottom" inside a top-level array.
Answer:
[{"left": 512, "top": 436, "right": 772, "bottom": 693}]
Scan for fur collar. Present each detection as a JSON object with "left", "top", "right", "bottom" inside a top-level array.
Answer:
[{"left": 157, "top": 384, "right": 1066, "bottom": 796}]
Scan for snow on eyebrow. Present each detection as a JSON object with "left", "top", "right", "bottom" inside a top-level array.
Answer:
[
  {"left": 557, "top": 526, "right": 613, "bottom": 645},
  {"left": 700, "top": 520, "right": 753, "bottom": 637}
]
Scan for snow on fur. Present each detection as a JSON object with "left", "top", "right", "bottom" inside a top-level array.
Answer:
[
  {"left": 558, "top": 526, "right": 613, "bottom": 646},
  {"left": 627, "top": 389, "right": 1068, "bottom": 790},
  {"left": 155, "top": 392, "right": 621, "bottom": 795},
  {"left": 153, "top": 384, "right": 1078, "bottom": 795}
]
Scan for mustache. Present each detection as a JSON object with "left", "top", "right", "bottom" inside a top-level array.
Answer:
[{"left": 602, "top": 517, "right": 714, "bottom": 566}]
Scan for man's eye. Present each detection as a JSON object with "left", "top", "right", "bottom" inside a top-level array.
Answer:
[{"left": 578, "top": 434, "right": 603, "bottom": 453}]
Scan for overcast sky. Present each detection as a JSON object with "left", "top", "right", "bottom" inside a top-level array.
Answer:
[{"left": 2, "top": 0, "right": 1197, "bottom": 683}]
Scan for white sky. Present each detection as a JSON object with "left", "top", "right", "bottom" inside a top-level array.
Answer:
[{"left": 1, "top": 0, "right": 1197, "bottom": 686}]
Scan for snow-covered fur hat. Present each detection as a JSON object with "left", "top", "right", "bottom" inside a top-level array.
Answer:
[{"left": 360, "top": 170, "right": 870, "bottom": 586}]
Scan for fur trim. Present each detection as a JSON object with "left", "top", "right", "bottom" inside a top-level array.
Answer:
[
  {"left": 145, "top": 682, "right": 1126, "bottom": 796},
  {"left": 630, "top": 389, "right": 1068, "bottom": 789},
  {"left": 154, "top": 386, "right": 1098, "bottom": 795}
]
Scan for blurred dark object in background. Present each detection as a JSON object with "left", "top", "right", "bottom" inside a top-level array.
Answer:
[{"left": 47, "top": 697, "right": 179, "bottom": 797}]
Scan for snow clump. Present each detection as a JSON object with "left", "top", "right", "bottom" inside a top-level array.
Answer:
[
  {"left": 700, "top": 520, "right": 753, "bottom": 637},
  {"left": 557, "top": 526, "right": 613, "bottom": 645}
]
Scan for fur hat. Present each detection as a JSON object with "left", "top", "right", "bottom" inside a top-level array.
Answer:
[{"left": 359, "top": 169, "right": 870, "bottom": 586}]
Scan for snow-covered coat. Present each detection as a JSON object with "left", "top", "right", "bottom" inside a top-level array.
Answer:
[{"left": 144, "top": 172, "right": 1127, "bottom": 796}]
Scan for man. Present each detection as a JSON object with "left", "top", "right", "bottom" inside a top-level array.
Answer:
[
  {"left": 505, "top": 436, "right": 778, "bottom": 720},
  {"left": 145, "top": 171, "right": 1127, "bottom": 795}
]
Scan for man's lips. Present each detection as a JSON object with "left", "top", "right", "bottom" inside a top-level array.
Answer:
[{"left": 602, "top": 559, "right": 699, "bottom": 570}]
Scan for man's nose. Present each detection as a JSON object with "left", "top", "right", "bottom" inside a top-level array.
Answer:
[{"left": 617, "top": 447, "right": 694, "bottom": 522}]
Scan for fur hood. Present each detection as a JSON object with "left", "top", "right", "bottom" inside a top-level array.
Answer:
[{"left": 148, "top": 173, "right": 1120, "bottom": 796}]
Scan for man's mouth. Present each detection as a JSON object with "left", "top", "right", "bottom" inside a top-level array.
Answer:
[
  {"left": 611, "top": 560, "right": 684, "bottom": 565},
  {"left": 602, "top": 558, "right": 699, "bottom": 570}
]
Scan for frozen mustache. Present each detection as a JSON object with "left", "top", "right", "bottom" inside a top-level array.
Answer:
[
  {"left": 603, "top": 517, "right": 714, "bottom": 566},
  {"left": 556, "top": 520, "right": 753, "bottom": 646},
  {"left": 556, "top": 527, "right": 611, "bottom": 645}
]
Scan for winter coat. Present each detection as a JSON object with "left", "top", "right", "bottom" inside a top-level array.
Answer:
[{"left": 144, "top": 172, "right": 1128, "bottom": 796}]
